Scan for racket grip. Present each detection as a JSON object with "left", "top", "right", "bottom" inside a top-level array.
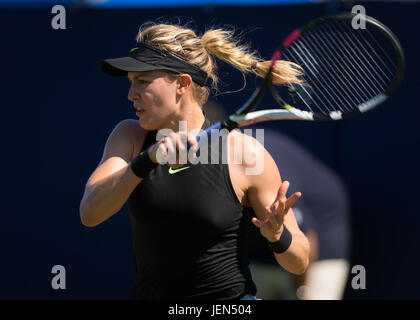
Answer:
[{"left": 187, "top": 122, "right": 223, "bottom": 149}]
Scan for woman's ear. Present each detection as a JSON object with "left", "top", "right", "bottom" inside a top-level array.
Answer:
[{"left": 176, "top": 74, "right": 193, "bottom": 95}]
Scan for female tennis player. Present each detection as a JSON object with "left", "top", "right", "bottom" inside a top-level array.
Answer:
[{"left": 79, "top": 22, "right": 310, "bottom": 300}]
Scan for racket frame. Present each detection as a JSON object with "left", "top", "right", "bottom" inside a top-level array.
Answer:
[{"left": 227, "top": 12, "right": 405, "bottom": 125}]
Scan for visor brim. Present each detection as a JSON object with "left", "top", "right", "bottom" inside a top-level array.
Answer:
[{"left": 101, "top": 57, "right": 162, "bottom": 77}]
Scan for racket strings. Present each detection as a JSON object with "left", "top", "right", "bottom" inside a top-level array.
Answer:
[
  {"left": 278, "top": 19, "right": 398, "bottom": 116},
  {"left": 306, "top": 29, "right": 373, "bottom": 104},
  {"left": 284, "top": 34, "right": 371, "bottom": 113},
  {"left": 297, "top": 35, "right": 362, "bottom": 110},
  {"left": 319, "top": 24, "right": 384, "bottom": 97},
  {"left": 365, "top": 27, "right": 398, "bottom": 72},
  {"left": 331, "top": 21, "right": 392, "bottom": 89},
  {"left": 316, "top": 25, "right": 383, "bottom": 107},
  {"left": 282, "top": 50, "right": 338, "bottom": 114},
  {"left": 284, "top": 41, "right": 355, "bottom": 113},
  {"left": 310, "top": 25, "right": 379, "bottom": 101},
  {"left": 298, "top": 34, "right": 364, "bottom": 108},
  {"left": 284, "top": 37, "right": 366, "bottom": 114}
]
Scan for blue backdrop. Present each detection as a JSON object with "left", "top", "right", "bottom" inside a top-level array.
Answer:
[{"left": 1, "top": 0, "right": 419, "bottom": 299}]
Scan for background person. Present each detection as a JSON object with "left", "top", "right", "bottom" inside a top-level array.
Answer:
[{"left": 204, "top": 100, "right": 351, "bottom": 300}]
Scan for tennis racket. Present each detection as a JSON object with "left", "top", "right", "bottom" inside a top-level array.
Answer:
[{"left": 196, "top": 12, "right": 405, "bottom": 140}]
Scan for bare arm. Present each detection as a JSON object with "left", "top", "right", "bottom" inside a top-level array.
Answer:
[
  {"left": 233, "top": 132, "right": 310, "bottom": 275},
  {"left": 291, "top": 229, "right": 319, "bottom": 298},
  {"left": 79, "top": 119, "right": 147, "bottom": 227}
]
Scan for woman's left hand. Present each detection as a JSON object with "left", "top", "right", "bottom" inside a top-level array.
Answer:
[{"left": 251, "top": 180, "right": 302, "bottom": 243}]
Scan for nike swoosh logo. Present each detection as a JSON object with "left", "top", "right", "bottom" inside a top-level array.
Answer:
[{"left": 168, "top": 166, "right": 191, "bottom": 174}]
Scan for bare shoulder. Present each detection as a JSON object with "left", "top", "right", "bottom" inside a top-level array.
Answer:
[
  {"left": 113, "top": 118, "right": 145, "bottom": 137},
  {"left": 227, "top": 129, "right": 279, "bottom": 206},
  {"left": 227, "top": 129, "right": 269, "bottom": 171},
  {"left": 101, "top": 119, "right": 148, "bottom": 164},
  {"left": 228, "top": 129, "right": 281, "bottom": 183},
  {"left": 116, "top": 118, "right": 147, "bottom": 146}
]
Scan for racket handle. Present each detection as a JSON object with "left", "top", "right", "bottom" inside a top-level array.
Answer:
[{"left": 187, "top": 122, "right": 223, "bottom": 149}]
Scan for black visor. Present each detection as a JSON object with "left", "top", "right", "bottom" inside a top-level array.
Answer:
[{"left": 101, "top": 42, "right": 208, "bottom": 86}]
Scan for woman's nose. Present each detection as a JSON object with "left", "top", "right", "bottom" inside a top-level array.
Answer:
[{"left": 128, "top": 83, "right": 138, "bottom": 101}]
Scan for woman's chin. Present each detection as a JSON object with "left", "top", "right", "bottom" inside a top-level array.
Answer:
[{"left": 139, "top": 119, "right": 157, "bottom": 131}]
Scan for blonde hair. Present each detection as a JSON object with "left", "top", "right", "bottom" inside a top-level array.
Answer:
[{"left": 136, "top": 22, "right": 304, "bottom": 106}]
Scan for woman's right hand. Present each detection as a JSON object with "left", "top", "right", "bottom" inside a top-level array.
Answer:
[{"left": 147, "top": 131, "right": 199, "bottom": 168}]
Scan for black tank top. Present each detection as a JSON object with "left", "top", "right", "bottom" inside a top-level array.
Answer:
[{"left": 127, "top": 117, "right": 257, "bottom": 300}]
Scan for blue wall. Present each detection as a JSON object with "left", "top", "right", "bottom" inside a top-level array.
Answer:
[{"left": 1, "top": 1, "right": 419, "bottom": 299}]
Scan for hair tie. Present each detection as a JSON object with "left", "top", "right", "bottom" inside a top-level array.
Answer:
[{"left": 251, "top": 61, "right": 258, "bottom": 71}]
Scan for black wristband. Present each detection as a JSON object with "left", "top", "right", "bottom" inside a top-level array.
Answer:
[
  {"left": 130, "top": 150, "right": 157, "bottom": 179},
  {"left": 268, "top": 225, "right": 293, "bottom": 254}
]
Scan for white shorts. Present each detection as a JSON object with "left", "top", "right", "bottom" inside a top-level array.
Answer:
[
  {"left": 302, "top": 259, "right": 350, "bottom": 300},
  {"left": 250, "top": 259, "right": 350, "bottom": 300}
]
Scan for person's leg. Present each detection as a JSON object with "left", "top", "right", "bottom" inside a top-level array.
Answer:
[{"left": 302, "top": 259, "right": 350, "bottom": 300}]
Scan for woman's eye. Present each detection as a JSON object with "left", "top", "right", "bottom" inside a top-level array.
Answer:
[{"left": 129, "top": 79, "right": 148, "bottom": 85}]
